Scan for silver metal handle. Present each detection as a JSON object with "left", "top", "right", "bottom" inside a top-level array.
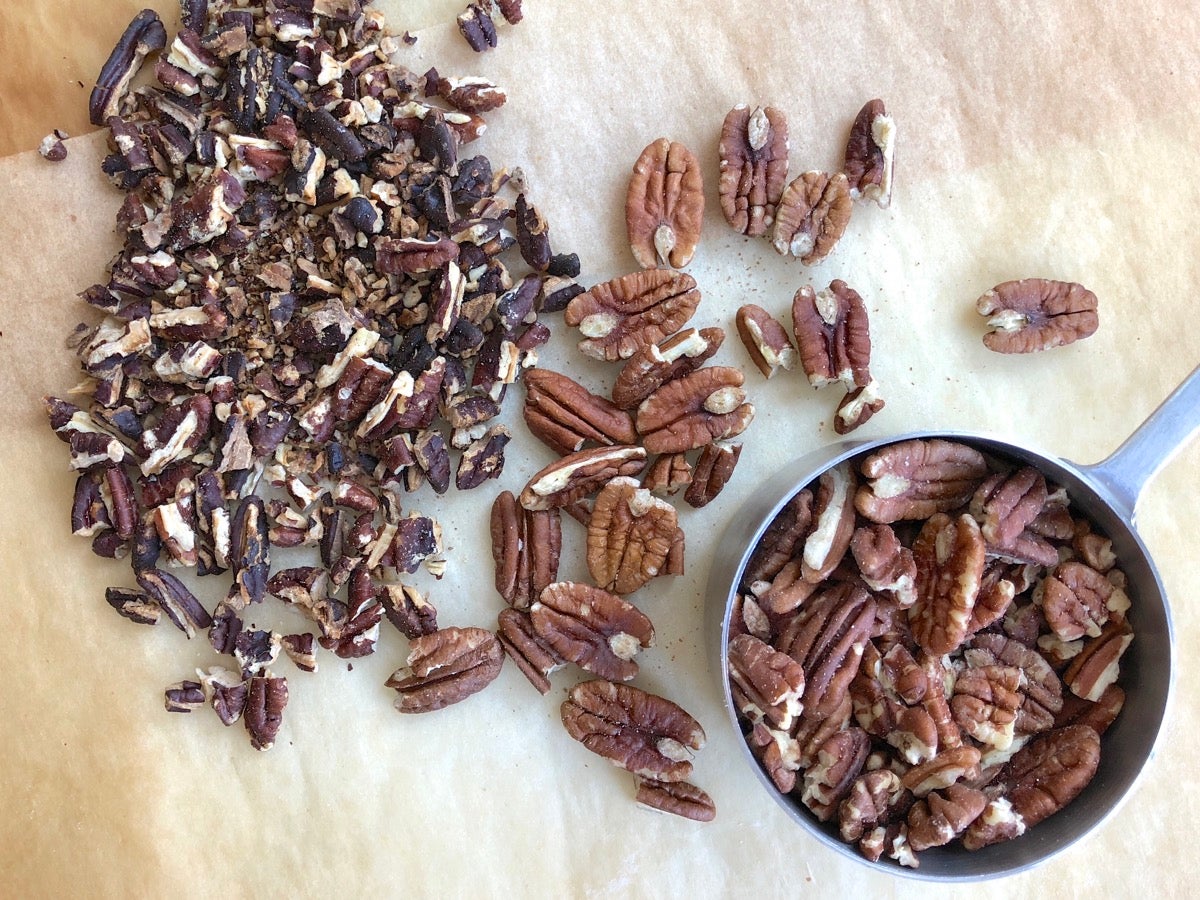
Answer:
[{"left": 1084, "top": 365, "right": 1200, "bottom": 523}]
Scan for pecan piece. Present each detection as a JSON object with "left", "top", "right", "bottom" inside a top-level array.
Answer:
[
  {"left": 951, "top": 665, "right": 1024, "bottom": 751},
  {"left": 971, "top": 467, "right": 1048, "bottom": 551},
  {"left": 684, "top": 442, "right": 742, "bottom": 508},
  {"left": 635, "top": 366, "right": 754, "bottom": 454},
  {"left": 39, "top": 129, "right": 69, "bottom": 162},
  {"left": 611, "top": 326, "right": 724, "bottom": 410},
  {"left": 735, "top": 304, "right": 797, "bottom": 378},
  {"left": 839, "top": 769, "right": 912, "bottom": 843},
  {"left": 976, "top": 279, "right": 1099, "bottom": 353},
  {"left": 379, "top": 584, "right": 439, "bottom": 640},
  {"left": 1055, "top": 683, "right": 1124, "bottom": 735},
  {"left": 560, "top": 679, "right": 705, "bottom": 782},
  {"left": 843, "top": 99, "right": 897, "bottom": 208},
  {"left": 90, "top": 10, "right": 169, "bottom": 125},
  {"left": 742, "top": 489, "right": 813, "bottom": 588},
  {"left": 771, "top": 171, "right": 852, "bottom": 264},
  {"left": 901, "top": 745, "right": 982, "bottom": 798},
  {"left": 728, "top": 633, "right": 806, "bottom": 730},
  {"left": 910, "top": 513, "right": 986, "bottom": 656},
  {"left": 626, "top": 138, "right": 705, "bottom": 269},
  {"left": 565, "top": 269, "right": 701, "bottom": 361},
  {"left": 855, "top": 438, "right": 989, "bottom": 524},
  {"left": 385, "top": 627, "right": 504, "bottom": 713},
  {"left": 961, "top": 797, "right": 1027, "bottom": 850},
  {"left": 105, "top": 587, "right": 160, "bottom": 625},
  {"left": 801, "top": 727, "right": 871, "bottom": 822},
  {"left": 519, "top": 444, "right": 647, "bottom": 511},
  {"left": 523, "top": 368, "right": 637, "bottom": 455},
  {"left": 496, "top": 607, "right": 564, "bottom": 695},
  {"left": 747, "top": 721, "right": 802, "bottom": 793},
  {"left": 164, "top": 680, "right": 205, "bottom": 713},
  {"left": 633, "top": 777, "right": 716, "bottom": 822},
  {"left": 850, "top": 523, "right": 917, "bottom": 607},
  {"left": 455, "top": 424, "right": 511, "bottom": 490},
  {"left": 834, "top": 382, "right": 886, "bottom": 435},
  {"left": 587, "top": 477, "right": 677, "bottom": 595},
  {"left": 1040, "top": 560, "right": 1130, "bottom": 641},
  {"left": 906, "top": 784, "right": 987, "bottom": 852},
  {"left": 136, "top": 568, "right": 212, "bottom": 638},
  {"left": 244, "top": 674, "right": 288, "bottom": 751},
  {"left": 718, "top": 105, "right": 789, "bottom": 236},
  {"left": 989, "top": 724, "right": 1101, "bottom": 837},
  {"left": 791, "top": 280, "right": 872, "bottom": 390},
  {"left": 966, "top": 633, "right": 1064, "bottom": 735},
  {"left": 1062, "top": 622, "right": 1133, "bottom": 701},
  {"left": 642, "top": 452, "right": 692, "bottom": 496},
  {"left": 800, "top": 463, "right": 857, "bottom": 582},
  {"left": 531, "top": 581, "right": 654, "bottom": 681}
]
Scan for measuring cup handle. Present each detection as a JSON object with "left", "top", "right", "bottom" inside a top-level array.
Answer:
[{"left": 1083, "top": 365, "right": 1200, "bottom": 522}]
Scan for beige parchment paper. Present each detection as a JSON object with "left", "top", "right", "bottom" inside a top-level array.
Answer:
[{"left": 2, "top": 3, "right": 1199, "bottom": 897}]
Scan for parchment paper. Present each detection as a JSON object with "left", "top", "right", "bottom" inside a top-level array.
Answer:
[{"left": 2, "top": 3, "right": 1199, "bottom": 897}]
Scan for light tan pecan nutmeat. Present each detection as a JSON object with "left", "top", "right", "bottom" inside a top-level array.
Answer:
[
  {"left": 791, "top": 280, "right": 873, "bottom": 390},
  {"left": 611, "top": 326, "right": 725, "bottom": 410},
  {"left": 839, "top": 769, "right": 912, "bottom": 843},
  {"left": 385, "top": 626, "right": 504, "bottom": 713},
  {"left": 851, "top": 523, "right": 917, "bottom": 607},
  {"left": 988, "top": 724, "right": 1101, "bottom": 838},
  {"left": 586, "top": 476, "right": 678, "bottom": 595},
  {"left": 519, "top": 444, "right": 647, "bottom": 511},
  {"left": 633, "top": 776, "right": 716, "bottom": 822},
  {"left": 910, "top": 513, "right": 986, "bottom": 656},
  {"left": 771, "top": 171, "right": 853, "bottom": 264},
  {"left": 626, "top": 137, "right": 705, "bottom": 269},
  {"left": 561, "top": 679, "right": 706, "bottom": 782},
  {"left": 496, "top": 607, "right": 564, "bottom": 695},
  {"left": 843, "top": 98, "right": 896, "bottom": 208},
  {"left": 1039, "top": 560, "right": 1130, "bottom": 641},
  {"left": 635, "top": 366, "right": 754, "bottom": 454},
  {"left": 531, "top": 581, "right": 654, "bottom": 682},
  {"left": 976, "top": 279, "right": 1099, "bottom": 353},
  {"left": 565, "top": 269, "right": 701, "bottom": 361},
  {"left": 855, "top": 438, "right": 989, "bottom": 523},
  {"left": 801, "top": 727, "right": 871, "bottom": 822},
  {"left": 1062, "top": 621, "right": 1133, "bottom": 701},
  {"left": 906, "top": 783, "right": 987, "bottom": 852},
  {"left": 718, "top": 104, "right": 789, "bottom": 237},
  {"left": 736, "top": 303, "right": 797, "bottom": 378},
  {"left": 728, "top": 633, "right": 806, "bottom": 730},
  {"left": 801, "top": 463, "right": 857, "bottom": 581},
  {"left": 490, "top": 490, "right": 560, "bottom": 609},
  {"left": 642, "top": 451, "right": 693, "bottom": 496},
  {"left": 684, "top": 442, "right": 742, "bottom": 508},
  {"left": 523, "top": 368, "right": 637, "bottom": 455}
]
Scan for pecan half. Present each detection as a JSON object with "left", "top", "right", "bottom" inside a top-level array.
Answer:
[
  {"left": 976, "top": 279, "right": 1099, "bottom": 353},
  {"left": 635, "top": 366, "right": 754, "bottom": 454},
  {"left": 901, "top": 745, "right": 982, "bottom": 798},
  {"left": 1062, "top": 622, "right": 1133, "bottom": 701},
  {"left": 742, "top": 489, "right": 813, "bottom": 588},
  {"left": 565, "top": 269, "right": 701, "bottom": 361},
  {"left": 611, "top": 326, "right": 725, "bottom": 410},
  {"left": 633, "top": 777, "right": 716, "bottom": 822},
  {"left": 519, "top": 444, "right": 647, "bottom": 511},
  {"left": 971, "top": 467, "right": 1048, "bottom": 551},
  {"left": 843, "top": 99, "right": 897, "bottom": 208},
  {"left": 839, "top": 769, "right": 912, "bottom": 843},
  {"left": 385, "top": 627, "right": 504, "bottom": 713},
  {"left": 728, "top": 633, "right": 806, "bottom": 730},
  {"left": 1040, "top": 560, "right": 1130, "bottom": 641},
  {"left": 990, "top": 725, "right": 1101, "bottom": 836},
  {"left": 771, "top": 171, "right": 852, "bottom": 264},
  {"left": 850, "top": 524, "right": 917, "bottom": 606},
  {"left": 735, "top": 304, "right": 797, "bottom": 378},
  {"left": 684, "top": 442, "right": 742, "bottom": 508},
  {"left": 90, "top": 10, "right": 169, "bottom": 125},
  {"left": 244, "top": 674, "right": 288, "bottom": 751},
  {"left": 966, "top": 633, "right": 1064, "bottom": 735},
  {"left": 951, "top": 665, "right": 1024, "bottom": 751},
  {"left": 800, "top": 463, "right": 857, "bottom": 582},
  {"left": 791, "top": 280, "right": 873, "bottom": 390},
  {"left": 586, "top": 476, "right": 678, "bottom": 595},
  {"left": 801, "top": 727, "right": 871, "bottom": 822},
  {"left": 523, "top": 368, "right": 637, "bottom": 455},
  {"left": 855, "top": 438, "right": 989, "bottom": 524},
  {"left": 906, "top": 784, "right": 987, "bottom": 852},
  {"left": 531, "top": 581, "right": 654, "bottom": 681},
  {"left": 626, "top": 138, "right": 705, "bottom": 269},
  {"left": 910, "top": 513, "right": 986, "bottom": 656},
  {"left": 490, "top": 490, "right": 561, "bottom": 609},
  {"left": 560, "top": 679, "right": 705, "bottom": 782},
  {"left": 718, "top": 105, "right": 789, "bottom": 236},
  {"left": 496, "top": 607, "right": 564, "bottom": 695}
]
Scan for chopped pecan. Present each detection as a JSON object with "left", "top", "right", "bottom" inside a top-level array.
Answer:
[
  {"left": 105, "top": 586, "right": 161, "bottom": 625},
  {"left": 379, "top": 584, "right": 439, "bottom": 640},
  {"left": 961, "top": 796, "right": 1027, "bottom": 850},
  {"left": 746, "top": 721, "right": 802, "bottom": 793},
  {"left": 244, "top": 674, "right": 288, "bottom": 751},
  {"left": 635, "top": 366, "right": 754, "bottom": 454},
  {"left": 197, "top": 666, "right": 250, "bottom": 725},
  {"left": 531, "top": 581, "right": 655, "bottom": 681},
  {"left": 565, "top": 269, "right": 702, "bottom": 361},
  {"left": 457, "top": 4, "right": 498, "bottom": 52},
  {"left": 633, "top": 777, "right": 716, "bottom": 822},
  {"left": 718, "top": 105, "right": 789, "bottom": 236},
  {"left": 855, "top": 438, "right": 989, "bottom": 523},
  {"left": 496, "top": 607, "right": 564, "bottom": 695},
  {"left": 280, "top": 634, "right": 318, "bottom": 673},
  {"left": 791, "top": 280, "right": 872, "bottom": 390},
  {"left": 906, "top": 784, "right": 987, "bottom": 852},
  {"left": 39, "top": 129, "right": 69, "bottom": 162},
  {"left": 455, "top": 424, "right": 510, "bottom": 490},
  {"left": 911, "top": 513, "right": 986, "bottom": 656},
  {"left": 735, "top": 304, "right": 797, "bottom": 378},
  {"left": 523, "top": 368, "right": 637, "bottom": 455},
  {"left": 136, "top": 568, "right": 212, "bottom": 638},
  {"left": 834, "top": 382, "right": 886, "bottom": 435},
  {"left": 164, "top": 680, "right": 205, "bottom": 713},
  {"left": 728, "top": 633, "right": 806, "bottom": 730},
  {"left": 611, "top": 326, "right": 725, "bottom": 410},
  {"left": 976, "top": 279, "right": 1099, "bottom": 353},
  {"left": 560, "top": 679, "right": 705, "bottom": 782},
  {"left": 626, "top": 138, "right": 705, "bottom": 269},
  {"left": 386, "top": 627, "right": 504, "bottom": 713},
  {"left": 684, "top": 442, "right": 742, "bottom": 508},
  {"left": 771, "top": 171, "right": 852, "bottom": 264},
  {"left": 1040, "top": 560, "right": 1130, "bottom": 641},
  {"left": 519, "top": 444, "right": 647, "bottom": 511},
  {"left": 843, "top": 99, "right": 896, "bottom": 208}
]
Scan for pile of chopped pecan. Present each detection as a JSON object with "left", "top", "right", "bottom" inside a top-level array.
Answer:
[
  {"left": 46, "top": 0, "right": 582, "bottom": 750},
  {"left": 728, "top": 437, "right": 1132, "bottom": 866}
]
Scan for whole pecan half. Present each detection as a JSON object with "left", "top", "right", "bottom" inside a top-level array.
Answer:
[
  {"left": 970, "top": 467, "right": 1048, "bottom": 551},
  {"left": 635, "top": 366, "right": 754, "bottom": 454},
  {"left": 684, "top": 442, "right": 742, "bottom": 508},
  {"left": 728, "top": 633, "right": 806, "bottom": 731},
  {"left": 791, "top": 280, "right": 872, "bottom": 389},
  {"left": 1039, "top": 560, "right": 1129, "bottom": 642},
  {"left": 990, "top": 724, "right": 1101, "bottom": 836},
  {"left": 771, "top": 171, "right": 853, "bottom": 265},
  {"left": 718, "top": 105, "right": 789, "bottom": 237},
  {"left": 518, "top": 444, "right": 647, "bottom": 511},
  {"left": 490, "top": 490, "right": 560, "bottom": 609},
  {"left": 801, "top": 727, "right": 871, "bottom": 822},
  {"left": 742, "top": 489, "right": 813, "bottom": 589},
  {"left": 735, "top": 304, "right": 797, "bottom": 379},
  {"left": 906, "top": 783, "right": 987, "bottom": 852},
  {"left": 910, "top": 513, "right": 986, "bottom": 656},
  {"left": 966, "top": 633, "right": 1064, "bottom": 735},
  {"left": 244, "top": 674, "right": 288, "bottom": 751},
  {"left": 950, "top": 664, "right": 1024, "bottom": 751},
  {"left": 801, "top": 463, "right": 857, "bottom": 582},
  {"left": 565, "top": 269, "right": 701, "bottom": 361},
  {"left": 611, "top": 326, "right": 725, "bottom": 410},
  {"left": 843, "top": 98, "right": 897, "bottom": 208},
  {"left": 976, "top": 279, "right": 1099, "bottom": 353},
  {"left": 839, "top": 769, "right": 912, "bottom": 843},
  {"left": 626, "top": 138, "right": 705, "bottom": 269},
  {"left": 855, "top": 438, "right": 989, "bottom": 523},
  {"left": 496, "top": 607, "right": 564, "bottom": 695},
  {"left": 530, "top": 581, "right": 654, "bottom": 681},
  {"left": 850, "top": 523, "right": 917, "bottom": 606},
  {"left": 1062, "top": 622, "right": 1133, "bottom": 701},
  {"left": 385, "top": 626, "right": 504, "bottom": 713},
  {"left": 560, "top": 679, "right": 706, "bottom": 782},
  {"left": 633, "top": 777, "right": 716, "bottom": 822},
  {"left": 586, "top": 476, "right": 678, "bottom": 595},
  {"left": 523, "top": 368, "right": 637, "bottom": 455}
]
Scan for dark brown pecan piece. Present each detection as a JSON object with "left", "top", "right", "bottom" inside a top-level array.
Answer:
[
  {"left": 457, "top": 5, "right": 498, "bottom": 52},
  {"left": 626, "top": 138, "right": 705, "bottom": 269},
  {"left": 1040, "top": 560, "right": 1129, "bottom": 641},
  {"left": 244, "top": 674, "right": 288, "bottom": 751},
  {"left": 791, "top": 280, "right": 872, "bottom": 390},
  {"left": 379, "top": 584, "right": 439, "bottom": 640},
  {"left": 561, "top": 679, "right": 705, "bottom": 782},
  {"left": 634, "top": 777, "right": 716, "bottom": 822},
  {"left": 771, "top": 171, "right": 852, "bottom": 265},
  {"left": 906, "top": 783, "right": 987, "bottom": 852},
  {"left": 136, "top": 568, "right": 212, "bottom": 638},
  {"left": 455, "top": 424, "right": 510, "bottom": 490},
  {"left": 635, "top": 366, "right": 754, "bottom": 454},
  {"left": 523, "top": 368, "right": 637, "bottom": 455},
  {"left": 735, "top": 304, "right": 797, "bottom": 379},
  {"left": 684, "top": 442, "right": 742, "bottom": 508},
  {"left": 386, "top": 627, "right": 504, "bottom": 713},
  {"left": 374, "top": 235, "right": 459, "bottom": 275},
  {"left": 911, "top": 513, "right": 986, "bottom": 656},
  {"left": 105, "top": 587, "right": 161, "bottom": 625},
  {"left": 565, "top": 269, "right": 701, "bottom": 361},
  {"left": 39, "top": 129, "right": 69, "bottom": 162},
  {"left": 611, "top": 326, "right": 725, "bottom": 410},
  {"left": 718, "top": 105, "right": 789, "bottom": 236},
  {"left": 801, "top": 727, "right": 871, "bottom": 822},
  {"left": 961, "top": 797, "right": 1028, "bottom": 850},
  {"left": 531, "top": 581, "right": 654, "bottom": 681},
  {"left": 642, "top": 452, "right": 692, "bottom": 496},
  {"left": 856, "top": 439, "right": 990, "bottom": 524},
  {"left": 977, "top": 279, "right": 1099, "bottom": 353},
  {"left": 90, "top": 10, "right": 168, "bottom": 125},
  {"left": 519, "top": 444, "right": 647, "bottom": 511},
  {"left": 164, "top": 680, "right": 205, "bottom": 713},
  {"left": 587, "top": 476, "right": 678, "bottom": 595},
  {"left": 742, "top": 489, "right": 813, "bottom": 588},
  {"left": 843, "top": 99, "right": 897, "bottom": 208},
  {"left": 198, "top": 666, "right": 250, "bottom": 725},
  {"left": 280, "top": 634, "right": 318, "bottom": 673},
  {"left": 496, "top": 607, "right": 564, "bottom": 695},
  {"left": 728, "top": 633, "right": 806, "bottom": 730},
  {"left": 231, "top": 495, "right": 270, "bottom": 606}
]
